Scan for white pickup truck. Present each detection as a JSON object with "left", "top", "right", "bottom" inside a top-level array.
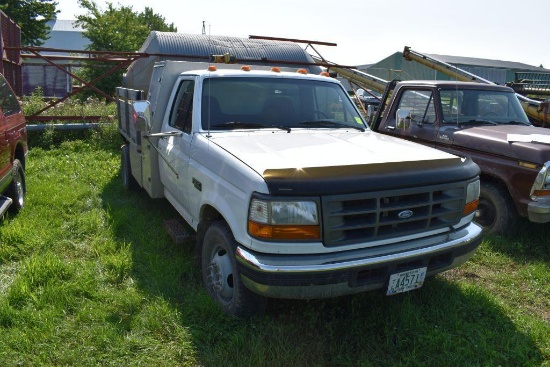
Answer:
[{"left": 117, "top": 60, "right": 483, "bottom": 317}]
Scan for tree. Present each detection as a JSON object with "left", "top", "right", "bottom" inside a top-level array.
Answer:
[
  {"left": 76, "top": 0, "right": 176, "bottom": 98},
  {"left": 0, "top": 0, "right": 59, "bottom": 46}
]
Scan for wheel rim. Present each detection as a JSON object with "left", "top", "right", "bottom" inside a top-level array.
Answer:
[
  {"left": 207, "top": 246, "right": 234, "bottom": 303},
  {"left": 14, "top": 170, "right": 24, "bottom": 207},
  {"left": 475, "top": 198, "right": 495, "bottom": 229}
]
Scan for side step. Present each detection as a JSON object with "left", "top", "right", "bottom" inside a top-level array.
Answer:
[
  {"left": 0, "top": 196, "right": 13, "bottom": 218},
  {"left": 163, "top": 219, "right": 195, "bottom": 244}
]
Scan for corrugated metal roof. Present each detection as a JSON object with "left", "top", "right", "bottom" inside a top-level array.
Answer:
[
  {"left": 139, "top": 32, "right": 318, "bottom": 66},
  {"left": 46, "top": 19, "right": 84, "bottom": 32},
  {"left": 125, "top": 32, "right": 322, "bottom": 91},
  {"left": 426, "top": 53, "right": 547, "bottom": 71}
]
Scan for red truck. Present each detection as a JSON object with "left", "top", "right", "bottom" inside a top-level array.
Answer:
[{"left": 0, "top": 72, "right": 27, "bottom": 217}]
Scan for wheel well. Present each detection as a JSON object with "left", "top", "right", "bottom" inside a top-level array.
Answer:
[
  {"left": 195, "top": 205, "right": 225, "bottom": 266},
  {"left": 14, "top": 144, "right": 26, "bottom": 170},
  {"left": 479, "top": 173, "right": 519, "bottom": 212}
]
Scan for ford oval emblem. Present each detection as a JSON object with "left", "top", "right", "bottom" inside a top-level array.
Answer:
[{"left": 398, "top": 210, "right": 414, "bottom": 219}]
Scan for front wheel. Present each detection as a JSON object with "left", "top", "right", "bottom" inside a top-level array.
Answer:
[
  {"left": 475, "top": 181, "right": 517, "bottom": 235},
  {"left": 201, "top": 221, "right": 266, "bottom": 318},
  {"left": 6, "top": 159, "right": 26, "bottom": 214}
]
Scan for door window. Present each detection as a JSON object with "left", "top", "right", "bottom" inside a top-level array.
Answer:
[
  {"left": 169, "top": 80, "right": 195, "bottom": 134},
  {"left": 396, "top": 90, "right": 436, "bottom": 124},
  {"left": 0, "top": 75, "right": 21, "bottom": 117}
]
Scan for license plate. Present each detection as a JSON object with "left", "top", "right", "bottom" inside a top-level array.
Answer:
[{"left": 386, "top": 267, "right": 427, "bottom": 295}]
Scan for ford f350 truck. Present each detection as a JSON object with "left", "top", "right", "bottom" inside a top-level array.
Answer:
[
  {"left": 0, "top": 72, "right": 27, "bottom": 218},
  {"left": 371, "top": 80, "right": 550, "bottom": 235},
  {"left": 116, "top": 58, "right": 483, "bottom": 317}
]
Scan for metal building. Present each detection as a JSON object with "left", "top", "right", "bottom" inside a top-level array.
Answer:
[
  {"left": 357, "top": 51, "right": 549, "bottom": 85},
  {"left": 22, "top": 19, "right": 89, "bottom": 97}
]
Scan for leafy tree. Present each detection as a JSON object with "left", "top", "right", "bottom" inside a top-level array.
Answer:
[
  {"left": 0, "top": 0, "right": 59, "bottom": 46},
  {"left": 76, "top": 0, "right": 176, "bottom": 98}
]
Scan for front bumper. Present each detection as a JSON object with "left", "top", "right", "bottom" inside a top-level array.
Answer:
[
  {"left": 236, "top": 222, "right": 483, "bottom": 299},
  {"left": 528, "top": 198, "right": 550, "bottom": 223}
]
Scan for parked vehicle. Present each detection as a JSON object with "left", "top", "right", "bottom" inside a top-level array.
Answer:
[
  {"left": 371, "top": 80, "right": 550, "bottom": 234},
  {"left": 116, "top": 33, "right": 482, "bottom": 317},
  {"left": 0, "top": 72, "right": 27, "bottom": 217}
]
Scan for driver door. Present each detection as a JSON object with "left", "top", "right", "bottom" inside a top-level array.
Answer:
[
  {"left": 157, "top": 78, "right": 195, "bottom": 213},
  {"left": 379, "top": 88, "right": 438, "bottom": 147}
]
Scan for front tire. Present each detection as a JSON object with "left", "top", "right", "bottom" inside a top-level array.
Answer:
[
  {"left": 6, "top": 159, "right": 25, "bottom": 214},
  {"left": 475, "top": 181, "right": 517, "bottom": 235},
  {"left": 201, "top": 221, "right": 266, "bottom": 318}
]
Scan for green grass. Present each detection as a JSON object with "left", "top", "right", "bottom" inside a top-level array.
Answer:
[{"left": 0, "top": 118, "right": 548, "bottom": 366}]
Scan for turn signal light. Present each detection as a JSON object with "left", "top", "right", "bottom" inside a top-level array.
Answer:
[
  {"left": 532, "top": 190, "right": 550, "bottom": 197},
  {"left": 248, "top": 221, "right": 320, "bottom": 240},
  {"left": 463, "top": 198, "right": 479, "bottom": 216}
]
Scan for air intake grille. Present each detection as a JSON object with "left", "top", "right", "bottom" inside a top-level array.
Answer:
[{"left": 321, "top": 182, "right": 466, "bottom": 247}]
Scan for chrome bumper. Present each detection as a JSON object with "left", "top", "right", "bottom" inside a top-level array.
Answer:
[
  {"left": 528, "top": 198, "right": 550, "bottom": 223},
  {"left": 236, "top": 222, "right": 483, "bottom": 299}
]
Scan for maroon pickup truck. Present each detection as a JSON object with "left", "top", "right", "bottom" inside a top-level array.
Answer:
[
  {"left": 371, "top": 80, "right": 550, "bottom": 235},
  {"left": 0, "top": 73, "right": 27, "bottom": 217}
]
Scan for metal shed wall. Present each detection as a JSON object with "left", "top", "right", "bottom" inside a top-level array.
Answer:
[
  {"left": 124, "top": 32, "right": 322, "bottom": 92},
  {"left": 0, "top": 11, "right": 22, "bottom": 96}
]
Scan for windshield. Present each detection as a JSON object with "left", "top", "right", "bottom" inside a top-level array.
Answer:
[
  {"left": 440, "top": 89, "right": 530, "bottom": 125},
  {"left": 201, "top": 77, "right": 366, "bottom": 131}
]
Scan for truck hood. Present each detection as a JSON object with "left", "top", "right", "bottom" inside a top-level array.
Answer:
[
  {"left": 207, "top": 130, "right": 476, "bottom": 195},
  {"left": 452, "top": 125, "right": 550, "bottom": 163},
  {"left": 210, "top": 130, "right": 458, "bottom": 172}
]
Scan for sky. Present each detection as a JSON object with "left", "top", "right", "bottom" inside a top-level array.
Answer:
[{"left": 54, "top": 0, "right": 549, "bottom": 68}]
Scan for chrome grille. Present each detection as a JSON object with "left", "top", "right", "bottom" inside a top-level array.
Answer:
[{"left": 321, "top": 182, "right": 466, "bottom": 247}]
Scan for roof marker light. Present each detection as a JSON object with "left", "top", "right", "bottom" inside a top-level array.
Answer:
[
  {"left": 320, "top": 71, "right": 330, "bottom": 77},
  {"left": 271, "top": 67, "right": 281, "bottom": 73},
  {"left": 207, "top": 65, "right": 217, "bottom": 72},
  {"left": 241, "top": 65, "right": 251, "bottom": 71},
  {"left": 297, "top": 69, "right": 307, "bottom": 74}
]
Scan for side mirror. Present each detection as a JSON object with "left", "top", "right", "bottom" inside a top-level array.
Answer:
[
  {"left": 396, "top": 108, "right": 411, "bottom": 129},
  {"left": 133, "top": 101, "right": 151, "bottom": 132}
]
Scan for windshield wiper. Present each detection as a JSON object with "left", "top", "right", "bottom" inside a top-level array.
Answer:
[
  {"left": 461, "top": 119, "right": 498, "bottom": 126},
  {"left": 210, "top": 121, "right": 291, "bottom": 132},
  {"left": 300, "top": 120, "right": 365, "bottom": 132},
  {"left": 505, "top": 120, "right": 532, "bottom": 126}
]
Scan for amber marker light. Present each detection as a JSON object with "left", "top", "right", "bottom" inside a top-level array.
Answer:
[
  {"left": 532, "top": 190, "right": 550, "bottom": 197},
  {"left": 463, "top": 198, "right": 479, "bottom": 215},
  {"left": 241, "top": 65, "right": 251, "bottom": 71},
  {"left": 296, "top": 69, "right": 307, "bottom": 74},
  {"left": 320, "top": 71, "right": 330, "bottom": 77},
  {"left": 248, "top": 221, "right": 320, "bottom": 240},
  {"left": 207, "top": 65, "right": 217, "bottom": 72},
  {"left": 270, "top": 67, "right": 281, "bottom": 73}
]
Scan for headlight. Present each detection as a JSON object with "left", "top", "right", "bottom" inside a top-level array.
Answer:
[
  {"left": 464, "top": 179, "right": 480, "bottom": 215},
  {"left": 248, "top": 197, "right": 320, "bottom": 240},
  {"left": 531, "top": 162, "right": 550, "bottom": 200}
]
